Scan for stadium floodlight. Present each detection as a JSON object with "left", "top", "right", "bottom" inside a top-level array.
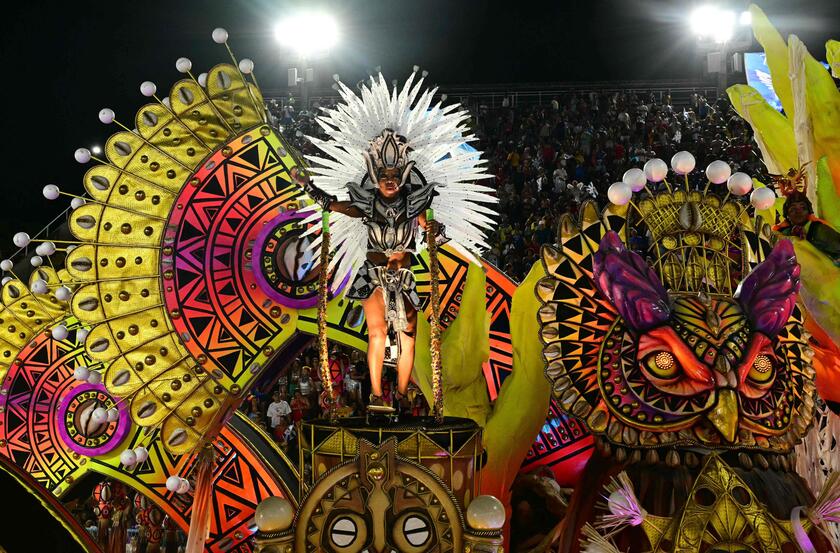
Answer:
[
  {"left": 274, "top": 12, "right": 339, "bottom": 58},
  {"left": 690, "top": 5, "right": 736, "bottom": 44}
]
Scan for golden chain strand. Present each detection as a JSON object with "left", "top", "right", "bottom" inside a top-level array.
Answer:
[
  {"left": 318, "top": 211, "right": 335, "bottom": 420},
  {"left": 426, "top": 209, "right": 444, "bottom": 422}
]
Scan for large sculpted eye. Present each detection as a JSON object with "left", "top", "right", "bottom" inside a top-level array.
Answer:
[
  {"left": 635, "top": 327, "right": 715, "bottom": 397},
  {"left": 737, "top": 334, "right": 779, "bottom": 399},
  {"left": 325, "top": 513, "right": 367, "bottom": 552},
  {"left": 391, "top": 511, "right": 434, "bottom": 552},
  {"left": 747, "top": 354, "right": 775, "bottom": 385},
  {"left": 643, "top": 351, "right": 681, "bottom": 380}
]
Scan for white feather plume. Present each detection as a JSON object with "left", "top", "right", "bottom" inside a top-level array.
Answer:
[{"left": 300, "top": 70, "right": 496, "bottom": 285}]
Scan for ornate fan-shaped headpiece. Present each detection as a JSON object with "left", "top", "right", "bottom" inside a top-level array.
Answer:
[{"left": 302, "top": 68, "right": 497, "bottom": 285}]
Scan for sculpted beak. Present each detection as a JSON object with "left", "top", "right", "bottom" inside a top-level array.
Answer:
[{"left": 707, "top": 388, "right": 739, "bottom": 443}]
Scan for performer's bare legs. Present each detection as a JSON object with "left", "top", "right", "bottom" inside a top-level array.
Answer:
[
  {"left": 362, "top": 289, "right": 387, "bottom": 397},
  {"left": 396, "top": 307, "right": 416, "bottom": 395},
  {"left": 363, "top": 251, "right": 416, "bottom": 400}
]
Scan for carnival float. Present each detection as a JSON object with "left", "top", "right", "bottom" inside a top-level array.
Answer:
[{"left": 0, "top": 4, "right": 837, "bottom": 552}]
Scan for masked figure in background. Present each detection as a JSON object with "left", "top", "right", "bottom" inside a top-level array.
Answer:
[
  {"left": 295, "top": 69, "right": 496, "bottom": 411},
  {"left": 774, "top": 191, "right": 840, "bottom": 266}
]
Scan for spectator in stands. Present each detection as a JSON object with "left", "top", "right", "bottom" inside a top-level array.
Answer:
[
  {"left": 290, "top": 391, "right": 309, "bottom": 424},
  {"left": 266, "top": 392, "right": 291, "bottom": 430},
  {"left": 298, "top": 367, "right": 313, "bottom": 401}
]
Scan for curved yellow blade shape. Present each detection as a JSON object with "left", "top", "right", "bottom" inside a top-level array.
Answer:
[{"left": 414, "top": 261, "right": 551, "bottom": 506}]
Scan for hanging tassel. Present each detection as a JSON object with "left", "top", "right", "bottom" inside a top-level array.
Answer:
[
  {"left": 791, "top": 472, "right": 840, "bottom": 552},
  {"left": 596, "top": 471, "right": 647, "bottom": 535},
  {"left": 580, "top": 523, "right": 623, "bottom": 553},
  {"left": 184, "top": 447, "right": 215, "bottom": 553},
  {"left": 426, "top": 208, "right": 444, "bottom": 422}
]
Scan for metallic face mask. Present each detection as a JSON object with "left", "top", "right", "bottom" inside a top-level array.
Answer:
[{"left": 363, "top": 130, "right": 415, "bottom": 190}]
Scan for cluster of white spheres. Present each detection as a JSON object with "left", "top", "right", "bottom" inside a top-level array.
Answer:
[
  {"left": 750, "top": 187, "right": 777, "bottom": 210},
  {"left": 30, "top": 279, "right": 48, "bottom": 294},
  {"left": 607, "top": 181, "right": 633, "bottom": 206},
  {"left": 176, "top": 57, "right": 192, "bottom": 73},
  {"left": 705, "top": 160, "right": 732, "bottom": 184},
  {"left": 606, "top": 154, "right": 776, "bottom": 211},
  {"left": 727, "top": 172, "right": 753, "bottom": 196},
  {"left": 238, "top": 58, "right": 255, "bottom": 74},
  {"left": 90, "top": 405, "right": 120, "bottom": 425},
  {"left": 622, "top": 168, "right": 647, "bottom": 192},
  {"left": 43, "top": 184, "right": 61, "bottom": 199},
  {"left": 212, "top": 28, "right": 229, "bottom": 44},
  {"left": 75, "top": 148, "right": 92, "bottom": 164},
  {"left": 120, "top": 446, "right": 150, "bottom": 468},
  {"left": 72, "top": 365, "right": 103, "bottom": 385},
  {"left": 165, "top": 475, "right": 192, "bottom": 494},
  {"left": 140, "top": 81, "right": 157, "bottom": 97},
  {"left": 643, "top": 158, "right": 669, "bottom": 182},
  {"left": 50, "top": 324, "right": 70, "bottom": 340},
  {"left": 98, "top": 108, "right": 115, "bottom": 124}
]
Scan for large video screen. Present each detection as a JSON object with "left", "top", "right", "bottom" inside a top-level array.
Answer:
[{"left": 744, "top": 52, "right": 831, "bottom": 113}]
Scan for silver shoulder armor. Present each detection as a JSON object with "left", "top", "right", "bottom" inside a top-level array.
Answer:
[
  {"left": 406, "top": 180, "right": 436, "bottom": 219},
  {"left": 347, "top": 181, "right": 376, "bottom": 217}
]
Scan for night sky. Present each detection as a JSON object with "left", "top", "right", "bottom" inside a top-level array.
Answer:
[
  {"left": 0, "top": 0, "right": 837, "bottom": 256},
  {"left": 0, "top": 0, "right": 838, "bottom": 547}
]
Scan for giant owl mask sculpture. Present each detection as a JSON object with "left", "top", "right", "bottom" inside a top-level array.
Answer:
[{"left": 538, "top": 199, "right": 817, "bottom": 462}]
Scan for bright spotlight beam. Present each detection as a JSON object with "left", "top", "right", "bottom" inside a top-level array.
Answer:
[
  {"left": 690, "top": 5, "right": 735, "bottom": 44},
  {"left": 274, "top": 12, "right": 339, "bottom": 58}
]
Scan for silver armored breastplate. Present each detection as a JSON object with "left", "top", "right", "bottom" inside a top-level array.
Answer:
[{"left": 366, "top": 194, "right": 417, "bottom": 255}]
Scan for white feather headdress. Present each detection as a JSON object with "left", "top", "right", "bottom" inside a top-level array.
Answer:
[{"left": 301, "top": 68, "right": 498, "bottom": 286}]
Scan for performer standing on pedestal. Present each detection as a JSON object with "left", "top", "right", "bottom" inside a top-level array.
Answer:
[{"left": 294, "top": 68, "right": 497, "bottom": 412}]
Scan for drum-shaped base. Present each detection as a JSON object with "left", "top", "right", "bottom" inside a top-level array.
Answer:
[{"left": 299, "top": 416, "right": 483, "bottom": 508}]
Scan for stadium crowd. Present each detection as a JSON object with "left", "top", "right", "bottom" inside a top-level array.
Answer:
[
  {"left": 253, "top": 87, "right": 771, "bottom": 438},
  {"left": 472, "top": 90, "right": 768, "bottom": 280},
  {"left": 269, "top": 88, "right": 769, "bottom": 282}
]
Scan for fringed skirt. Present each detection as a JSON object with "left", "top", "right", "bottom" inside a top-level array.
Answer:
[{"left": 346, "top": 261, "right": 422, "bottom": 332}]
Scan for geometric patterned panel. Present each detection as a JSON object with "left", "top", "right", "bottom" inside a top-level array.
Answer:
[
  {"left": 0, "top": 322, "right": 91, "bottom": 497},
  {"left": 521, "top": 400, "right": 594, "bottom": 479},
  {"left": 89, "top": 413, "right": 296, "bottom": 553},
  {"left": 162, "top": 128, "right": 304, "bottom": 391},
  {"left": 0, "top": 316, "right": 299, "bottom": 552}
]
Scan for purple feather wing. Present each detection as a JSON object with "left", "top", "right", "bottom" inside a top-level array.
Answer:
[
  {"left": 592, "top": 232, "right": 670, "bottom": 332},
  {"left": 736, "top": 239, "right": 800, "bottom": 337}
]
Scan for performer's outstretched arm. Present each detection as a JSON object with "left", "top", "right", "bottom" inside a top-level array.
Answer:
[{"left": 292, "top": 168, "right": 364, "bottom": 218}]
